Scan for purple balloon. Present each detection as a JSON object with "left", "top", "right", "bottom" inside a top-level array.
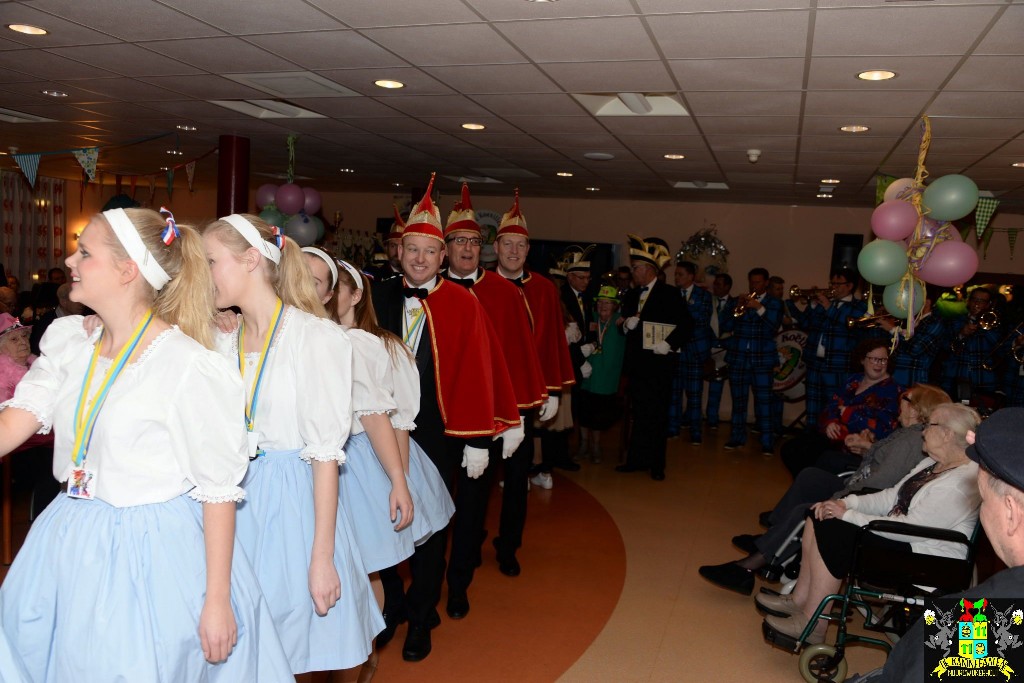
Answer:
[
  {"left": 302, "top": 187, "right": 322, "bottom": 215},
  {"left": 255, "top": 183, "right": 278, "bottom": 210},
  {"left": 871, "top": 200, "right": 919, "bottom": 241},
  {"left": 275, "top": 183, "right": 305, "bottom": 215},
  {"left": 916, "top": 241, "right": 979, "bottom": 288}
]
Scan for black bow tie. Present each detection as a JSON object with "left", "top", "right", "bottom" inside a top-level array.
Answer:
[
  {"left": 509, "top": 276, "right": 524, "bottom": 289},
  {"left": 403, "top": 287, "right": 428, "bottom": 299},
  {"left": 449, "top": 276, "right": 475, "bottom": 289},
  {"left": 640, "top": 285, "right": 649, "bottom": 292}
]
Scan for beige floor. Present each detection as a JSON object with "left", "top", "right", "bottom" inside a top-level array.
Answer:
[{"left": 557, "top": 426, "right": 889, "bottom": 683}]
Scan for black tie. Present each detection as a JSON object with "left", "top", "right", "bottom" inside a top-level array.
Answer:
[
  {"left": 449, "top": 277, "right": 474, "bottom": 289},
  {"left": 509, "top": 277, "right": 525, "bottom": 289},
  {"left": 403, "top": 287, "right": 428, "bottom": 299},
  {"left": 640, "top": 285, "right": 649, "bottom": 293}
]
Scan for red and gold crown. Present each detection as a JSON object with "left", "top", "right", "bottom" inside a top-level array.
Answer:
[
  {"left": 403, "top": 173, "right": 443, "bottom": 243},
  {"left": 444, "top": 182, "right": 480, "bottom": 238},
  {"left": 496, "top": 188, "right": 528, "bottom": 238}
]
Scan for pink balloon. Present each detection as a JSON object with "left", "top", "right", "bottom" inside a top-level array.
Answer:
[
  {"left": 302, "top": 187, "right": 322, "bottom": 215},
  {"left": 275, "top": 183, "right": 305, "bottom": 215},
  {"left": 940, "top": 224, "right": 964, "bottom": 242},
  {"left": 255, "top": 183, "right": 278, "bottom": 209},
  {"left": 916, "top": 241, "right": 979, "bottom": 287},
  {"left": 883, "top": 177, "right": 916, "bottom": 203},
  {"left": 871, "top": 200, "right": 919, "bottom": 241}
]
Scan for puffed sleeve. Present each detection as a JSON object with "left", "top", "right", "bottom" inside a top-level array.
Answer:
[
  {"left": 348, "top": 330, "right": 397, "bottom": 418},
  {"left": 296, "top": 316, "right": 353, "bottom": 463},
  {"left": 390, "top": 345, "right": 421, "bottom": 431},
  {"left": 1, "top": 316, "right": 90, "bottom": 434},
  {"left": 170, "top": 349, "right": 249, "bottom": 503}
]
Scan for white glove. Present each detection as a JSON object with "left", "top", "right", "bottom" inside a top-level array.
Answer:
[
  {"left": 580, "top": 343, "right": 595, "bottom": 357},
  {"left": 565, "top": 322, "right": 582, "bottom": 344},
  {"left": 580, "top": 361, "right": 593, "bottom": 379},
  {"left": 653, "top": 340, "right": 672, "bottom": 355},
  {"left": 461, "top": 445, "right": 490, "bottom": 479},
  {"left": 495, "top": 422, "right": 525, "bottom": 459},
  {"left": 624, "top": 316, "right": 640, "bottom": 331},
  {"left": 538, "top": 395, "right": 560, "bottom": 422}
]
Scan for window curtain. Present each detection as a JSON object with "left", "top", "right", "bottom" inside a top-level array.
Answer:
[{"left": 1, "top": 171, "right": 67, "bottom": 286}]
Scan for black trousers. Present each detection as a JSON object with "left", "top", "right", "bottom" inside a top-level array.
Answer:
[
  {"left": 625, "top": 363, "right": 672, "bottom": 473},
  {"left": 493, "top": 412, "right": 534, "bottom": 558}
]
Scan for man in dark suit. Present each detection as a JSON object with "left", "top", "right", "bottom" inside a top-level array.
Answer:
[
  {"left": 706, "top": 273, "right": 734, "bottom": 430},
  {"left": 668, "top": 260, "right": 714, "bottom": 445},
  {"left": 556, "top": 246, "right": 594, "bottom": 464},
  {"left": 720, "top": 267, "right": 784, "bottom": 454},
  {"left": 615, "top": 235, "right": 693, "bottom": 481}
]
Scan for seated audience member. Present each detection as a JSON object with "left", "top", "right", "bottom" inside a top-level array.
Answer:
[
  {"left": 757, "top": 403, "right": 981, "bottom": 645},
  {"left": 848, "top": 408, "right": 1024, "bottom": 681},
  {"left": 0, "top": 314, "right": 34, "bottom": 400},
  {"left": 0, "top": 288, "right": 16, "bottom": 316},
  {"left": 698, "top": 384, "right": 950, "bottom": 595},
  {"left": 577, "top": 286, "right": 626, "bottom": 464},
  {"left": 781, "top": 339, "right": 902, "bottom": 477},
  {"left": 29, "top": 283, "right": 82, "bottom": 356}
]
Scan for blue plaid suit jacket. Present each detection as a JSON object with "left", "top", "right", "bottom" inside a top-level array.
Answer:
[
  {"left": 803, "top": 298, "right": 869, "bottom": 372},
  {"left": 944, "top": 314, "right": 1001, "bottom": 387},
  {"left": 721, "top": 294, "right": 783, "bottom": 370},
  {"left": 680, "top": 285, "right": 713, "bottom": 360},
  {"left": 892, "top": 313, "right": 948, "bottom": 385}
]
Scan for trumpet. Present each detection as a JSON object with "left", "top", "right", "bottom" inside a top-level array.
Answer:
[
  {"left": 733, "top": 291, "right": 757, "bottom": 317},
  {"left": 847, "top": 312, "right": 895, "bottom": 329},
  {"left": 952, "top": 311, "right": 1000, "bottom": 353},
  {"left": 789, "top": 285, "right": 835, "bottom": 301}
]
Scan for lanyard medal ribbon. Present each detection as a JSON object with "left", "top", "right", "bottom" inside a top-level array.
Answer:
[{"left": 238, "top": 300, "right": 283, "bottom": 458}]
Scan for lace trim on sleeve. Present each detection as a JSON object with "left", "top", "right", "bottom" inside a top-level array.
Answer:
[
  {"left": 0, "top": 399, "right": 51, "bottom": 434},
  {"left": 391, "top": 419, "right": 417, "bottom": 432},
  {"left": 354, "top": 409, "right": 393, "bottom": 418},
  {"left": 300, "top": 446, "right": 347, "bottom": 464},
  {"left": 189, "top": 487, "right": 246, "bottom": 504}
]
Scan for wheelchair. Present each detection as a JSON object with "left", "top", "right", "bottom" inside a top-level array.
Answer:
[{"left": 760, "top": 519, "right": 979, "bottom": 683}]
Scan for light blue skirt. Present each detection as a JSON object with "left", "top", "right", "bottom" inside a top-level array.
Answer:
[
  {"left": 0, "top": 595, "right": 30, "bottom": 683},
  {"left": 236, "top": 449, "right": 384, "bottom": 674},
  {"left": 0, "top": 493, "right": 294, "bottom": 683},
  {"left": 338, "top": 432, "right": 455, "bottom": 573}
]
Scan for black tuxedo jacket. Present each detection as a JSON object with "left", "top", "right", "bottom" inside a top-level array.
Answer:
[
  {"left": 560, "top": 283, "right": 593, "bottom": 383},
  {"left": 620, "top": 280, "right": 693, "bottom": 376}
]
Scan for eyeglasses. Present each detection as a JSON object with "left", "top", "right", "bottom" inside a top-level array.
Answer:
[
  {"left": 447, "top": 236, "right": 483, "bottom": 247},
  {"left": 927, "top": 422, "right": 946, "bottom": 429},
  {"left": 830, "top": 280, "right": 851, "bottom": 287},
  {"left": 864, "top": 356, "right": 889, "bottom": 364},
  {"left": 901, "top": 395, "right": 912, "bottom": 403}
]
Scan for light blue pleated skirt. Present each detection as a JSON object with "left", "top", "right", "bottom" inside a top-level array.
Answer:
[
  {"left": 236, "top": 449, "right": 384, "bottom": 674},
  {"left": 0, "top": 493, "right": 294, "bottom": 683},
  {"left": 338, "top": 432, "right": 455, "bottom": 573}
]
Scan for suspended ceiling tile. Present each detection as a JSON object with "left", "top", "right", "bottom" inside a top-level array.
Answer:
[
  {"left": 344, "top": 116, "right": 446, "bottom": 135},
  {"left": 930, "top": 91, "right": 1024, "bottom": 118},
  {"left": 314, "top": 68, "right": 454, "bottom": 96},
  {"left": 500, "top": 116, "right": 605, "bottom": 135},
  {"left": 597, "top": 117, "right": 701, "bottom": 136},
  {"left": 495, "top": 17, "right": 660, "bottom": 63},
  {"left": 807, "top": 56, "right": 962, "bottom": 90},
  {"left": 144, "top": 37, "right": 301, "bottom": 73},
  {"left": 45, "top": 43, "right": 202, "bottom": 77},
  {"left": 69, "top": 77, "right": 184, "bottom": 101},
  {"left": 617, "top": 135, "right": 708, "bottom": 151},
  {"left": 421, "top": 117, "right": 522, "bottom": 134},
  {"left": 699, "top": 116, "right": 799, "bottom": 136},
  {"left": 423, "top": 64, "right": 561, "bottom": 95},
  {"left": 706, "top": 135, "right": 798, "bottom": 152},
  {"left": 0, "top": 49, "right": 115, "bottom": 80},
  {"left": 0, "top": 3, "right": 121, "bottom": 47},
  {"left": 972, "top": 4, "right": 1024, "bottom": 56},
  {"left": 946, "top": 56, "right": 1024, "bottom": 92},
  {"left": 467, "top": 0, "right": 636, "bottom": 21},
  {"left": 361, "top": 24, "right": 524, "bottom": 66},
  {"left": 539, "top": 60, "right": 675, "bottom": 93},
  {"left": 287, "top": 97, "right": 404, "bottom": 118},
  {"left": 670, "top": 58, "right": 805, "bottom": 91},
  {"left": 28, "top": 0, "right": 226, "bottom": 41},
  {"left": 648, "top": 10, "right": 809, "bottom": 59},
  {"left": 801, "top": 116, "right": 915, "bottom": 136},
  {"left": 471, "top": 93, "right": 584, "bottom": 116},
  {"left": 162, "top": 0, "right": 344, "bottom": 34},
  {"left": 687, "top": 91, "right": 802, "bottom": 117},
  {"left": 142, "top": 99, "right": 265, "bottom": 119},
  {"left": 139, "top": 74, "right": 272, "bottom": 100},
  {"left": 640, "top": 0, "right": 811, "bottom": 10},
  {"left": 247, "top": 31, "right": 406, "bottom": 70},
  {"left": 310, "top": 0, "right": 482, "bottom": 27},
  {"left": 803, "top": 90, "right": 933, "bottom": 117},
  {"left": 800, "top": 135, "right": 899, "bottom": 154},
  {"left": 376, "top": 95, "right": 492, "bottom": 118}
]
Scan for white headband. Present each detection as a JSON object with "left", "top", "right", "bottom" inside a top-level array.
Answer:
[
  {"left": 336, "top": 259, "right": 364, "bottom": 291},
  {"left": 222, "top": 214, "right": 282, "bottom": 264},
  {"left": 103, "top": 209, "right": 171, "bottom": 291},
  {"left": 301, "top": 247, "right": 338, "bottom": 290}
]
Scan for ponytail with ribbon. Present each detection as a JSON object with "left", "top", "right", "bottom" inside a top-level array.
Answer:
[{"left": 159, "top": 206, "right": 180, "bottom": 246}]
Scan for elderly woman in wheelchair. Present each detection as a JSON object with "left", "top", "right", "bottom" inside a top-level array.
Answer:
[{"left": 757, "top": 403, "right": 981, "bottom": 660}]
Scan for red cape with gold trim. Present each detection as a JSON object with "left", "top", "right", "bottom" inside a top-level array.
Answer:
[
  {"left": 458, "top": 270, "right": 548, "bottom": 410},
  {"left": 519, "top": 271, "right": 576, "bottom": 392},
  {"left": 421, "top": 278, "right": 521, "bottom": 436}
]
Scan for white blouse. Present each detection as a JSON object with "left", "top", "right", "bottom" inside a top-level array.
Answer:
[
  {"left": 389, "top": 344, "right": 420, "bottom": 432},
  {"left": 2, "top": 316, "right": 249, "bottom": 507},
  {"left": 345, "top": 328, "right": 397, "bottom": 436},
  {"left": 215, "top": 306, "right": 352, "bottom": 463}
]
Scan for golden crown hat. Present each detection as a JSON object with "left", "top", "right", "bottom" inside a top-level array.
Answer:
[
  {"left": 627, "top": 234, "right": 672, "bottom": 271},
  {"left": 387, "top": 204, "right": 406, "bottom": 241},
  {"left": 444, "top": 182, "right": 480, "bottom": 238},
  {"left": 561, "top": 244, "right": 595, "bottom": 273},
  {"left": 497, "top": 188, "right": 528, "bottom": 238},
  {"left": 403, "top": 173, "right": 444, "bottom": 243}
]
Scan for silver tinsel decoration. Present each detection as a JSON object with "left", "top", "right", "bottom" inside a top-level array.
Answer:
[{"left": 676, "top": 227, "right": 730, "bottom": 262}]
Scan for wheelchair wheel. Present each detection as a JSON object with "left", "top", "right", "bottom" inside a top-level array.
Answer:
[{"left": 798, "top": 644, "right": 848, "bottom": 683}]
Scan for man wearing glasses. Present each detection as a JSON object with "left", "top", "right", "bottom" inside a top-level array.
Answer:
[
  {"left": 943, "top": 287, "right": 1000, "bottom": 402},
  {"left": 796, "top": 267, "right": 867, "bottom": 431}
]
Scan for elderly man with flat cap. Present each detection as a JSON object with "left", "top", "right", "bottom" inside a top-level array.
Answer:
[{"left": 849, "top": 407, "right": 1024, "bottom": 681}]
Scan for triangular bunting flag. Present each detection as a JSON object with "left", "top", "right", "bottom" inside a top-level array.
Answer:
[
  {"left": 185, "top": 161, "right": 196, "bottom": 192},
  {"left": 166, "top": 169, "right": 174, "bottom": 199},
  {"left": 974, "top": 196, "right": 1000, "bottom": 241},
  {"left": 148, "top": 176, "right": 157, "bottom": 207},
  {"left": 875, "top": 174, "right": 897, "bottom": 206},
  {"left": 1009, "top": 229, "right": 1018, "bottom": 260},
  {"left": 72, "top": 147, "right": 99, "bottom": 182},
  {"left": 982, "top": 225, "right": 995, "bottom": 259},
  {"left": 12, "top": 153, "right": 40, "bottom": 187}
]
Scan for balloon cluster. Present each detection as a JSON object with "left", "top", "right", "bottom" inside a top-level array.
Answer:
[
  {"left": 858, "top": 173, "right": 980, "bottom": 320},
  {"left": 255, "top": 183, "right": 325, "bottom": 247}
]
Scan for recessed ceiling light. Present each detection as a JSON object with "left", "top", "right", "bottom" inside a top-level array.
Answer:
[
  {"left": 556, "top": 171, "right": 573, "bottom": 177},
  {"left": 839, "top": 125, "right": 870, "bottom": 133},
  {"left": 461, "top": 123, "right": 485, "bottom": 130},
  {"left": 857, "top": 70, "right": 897, "bottom": 81},
  {"left": 392, "top": 182, "right": 402, "bottom": 187},
  {"left": 1013, "top": 162, "right": 1024, "bottom": 168},
  {"left": 817, "top": 193, "right": 834, "bottom": 199},
  {"left": 374, "top": 79, "right": 404, "bottom": 89},
  {"left": 7, "top": 24, "right": 47, "bottom": 36},
  {"left": 821, "top": 178, "right": 841, "bottom": 184},
  {"left": 41, "top": 89, "right": 67, "bottom": 98},
  {"left": 663, "top": 154, "right": 686, "bottom": 160},
  {"left": 159, "top": 166, "right": 169, "bottom": 171},
  {"left": 166, "top": 149, "right": 183, "bottom": 156},
  {"left": 584, "top": 152, "right": 615, "bottom": 161},
  {"left": 176, "top": 124, "right": 197, "bottom": 131},
  {"left": 339, "top": 168, "right": 354, "bottom": 173},
  {"left": 585, "top": 187, "right": 600, "bottom": 192}
]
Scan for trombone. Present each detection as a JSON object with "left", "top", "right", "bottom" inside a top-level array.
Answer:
[
  {"left": 847, "top": 312, "right": 895, "bottom": 329},
  {"left": 982, "top": 321, "right": 1023, "bottom": 370},
  {"left": 733, "top": 291, "right": 757, "bottom": 317},
  {"left": 952, "top": 311, "right": 1000, "bottom": 353},
  {"left": 789, "top": 285, "right": 835, "bottom": 301}
]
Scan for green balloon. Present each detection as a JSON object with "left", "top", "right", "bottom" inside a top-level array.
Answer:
[
  {"left": 259, "top": 206, "right": 286, "bottom": 228},
  {"left": 310, "top": 215, "right": 325, "bottom": 241},
  {"left": 857, "top": 239, "right": 909, "bottom": 286},
  {"left": 921, "top": 174, "right": 979, "bottom": 222},
  {"left": 882, "top": 278, "right": 925, "bottom": 320}
]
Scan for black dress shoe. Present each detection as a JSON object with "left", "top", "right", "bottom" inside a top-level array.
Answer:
[
  {"left": 650, "top": 470, "right": 665, "bottom": 481},
  {"left": 758, "top": 510, "right": 774, "bottom": 529},
  {"left": 493, "top": 538, "right": 521, "bottom": 577},
  {"left": 446, "top": 592, "right": 470, "bottom": 619},
  {"left": 402, "top": 624, "right": 432, "bottom": 662},
  {"left": 723, "top": 440, "right": 744, "bottom": 450},
  {"left": 731, "top": 533, "right": 762, "bottom": 555},
  {"left": 698, "top": 561, "right": 755, "bottom": 596},
  {"left": 376, "top": 609, "right": 407, "bottom": 648},
  {"left": 552, "top": 459, "right": 581, "bottom": 472},
  {"left": 615, "top": 463, "right": 645, "bottom": 473}
]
